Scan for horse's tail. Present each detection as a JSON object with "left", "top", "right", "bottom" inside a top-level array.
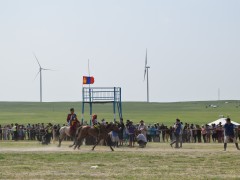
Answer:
[
  {"left": 56, "top": 128, "right": 60, "bottom": 137},
  {"left": 75, "top": 126, "right": 84, "bottom": 140},
  {"left": 76, "top": 126, "right": 90, "bottom": 141},
  {"left": 58, "top": 126, "right": 66, "bottom": 140}
]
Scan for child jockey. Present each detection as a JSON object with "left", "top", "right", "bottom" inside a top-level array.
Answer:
[{"left": 66, "top": 108, "right": 79, "bottom": 136}]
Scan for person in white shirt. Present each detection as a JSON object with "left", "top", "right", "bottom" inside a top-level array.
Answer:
[
  {"left": 138, "top": 120, "right": 147, "bottom": 138},
  {"left": 136, "top": 132, "right": 147, "bottom": 148}
]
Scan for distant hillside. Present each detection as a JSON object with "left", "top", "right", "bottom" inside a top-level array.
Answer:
[{"left": 0, "top": 100, "right": 240, "bottom": 126}]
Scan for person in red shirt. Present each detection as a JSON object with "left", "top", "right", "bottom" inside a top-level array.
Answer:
[{"left": 66, "top": 108, "right": 79, "bottom": 136}]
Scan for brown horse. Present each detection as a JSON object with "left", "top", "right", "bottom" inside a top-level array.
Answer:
[{"left": 74, "top": 123, "right": 119, "bottom": 151}]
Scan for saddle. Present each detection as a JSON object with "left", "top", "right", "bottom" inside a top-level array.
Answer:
[
  {"left": 94, "top": 124, "right": 100, "bottom": 130},
  {"left": 93, "top": 124, "right": 102, "bottom": 137}
]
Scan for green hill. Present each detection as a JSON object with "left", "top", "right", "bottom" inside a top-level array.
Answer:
[{"left": 0, "top": 101, "right": 240, "bottom": 126}]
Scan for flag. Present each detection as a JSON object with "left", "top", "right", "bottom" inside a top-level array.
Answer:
[{"left": 83, "top": 76, "right": 94, "bottom": 84}]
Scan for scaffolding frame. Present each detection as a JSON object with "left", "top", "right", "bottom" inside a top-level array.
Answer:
[{"left": 82, "top": 87, "right": 122, "bottom": 125}]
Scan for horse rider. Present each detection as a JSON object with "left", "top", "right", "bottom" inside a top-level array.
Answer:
[
  {"left": 67, "top": 108, "right": 80, "bottom": 136},
  {"left": 92, "top": 114, "right": 98, "bottom": 125},
  {"left": 92, "top": 114, "right": 102, "bottom": 134}
]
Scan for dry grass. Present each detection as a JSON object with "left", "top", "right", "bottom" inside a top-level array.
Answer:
[{"left": 0, "top": 141, "right": 240, "bottom": 179}]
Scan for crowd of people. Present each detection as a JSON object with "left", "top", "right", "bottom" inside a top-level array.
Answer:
[
  {"left": 1, "top": 109, "right": 240, "bottom": 150},
  {"left": 110, "top": 118, "right": 240, "bottom": 149},
  {"left": 0, "top": 123, "right": 60, "bottom": 144}
]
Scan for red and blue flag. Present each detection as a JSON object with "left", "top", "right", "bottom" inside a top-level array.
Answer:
[{"left": 83, "top": 76, "right": 94, "bottom": 84}]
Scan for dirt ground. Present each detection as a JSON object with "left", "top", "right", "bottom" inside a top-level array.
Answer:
[{"left": 0, "top": 141, "right": 235, "bottom": 153}]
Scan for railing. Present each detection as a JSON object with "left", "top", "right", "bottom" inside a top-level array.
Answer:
[{"left": 82, "top": 87, "right": 121, "bottom": 103}]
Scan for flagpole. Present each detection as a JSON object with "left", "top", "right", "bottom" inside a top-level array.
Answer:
[
  {"left": 88, "top": 59, "right": 92, "bottom": 126},
  {"left": 88, "top": 59, "right": 91, "bottom": 89}
]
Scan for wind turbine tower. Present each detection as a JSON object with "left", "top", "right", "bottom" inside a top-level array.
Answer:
[
  {"left": 33, "top": 53, "right": 51, "bottom": 102},
  {"left": 144, "top": 49, "right": 150, "bottom": 103}
]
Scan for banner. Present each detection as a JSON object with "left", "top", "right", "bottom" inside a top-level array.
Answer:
[{"left": 83, "top": 76, "right": 94, "bottom": 84}]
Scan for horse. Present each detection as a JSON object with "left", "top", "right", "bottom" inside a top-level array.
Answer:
[
  {"left": 58, "top": 122, "right": 81, "bottom": 147},
  {"left": 74, "top": 123, "right": 119, "bottom": 151}
]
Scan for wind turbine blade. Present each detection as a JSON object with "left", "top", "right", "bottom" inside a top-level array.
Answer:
[
  {"left": 33, "top": 52, "right": 41, "bottom": 68},
  {"left": 145, "top": 49, "right": 148, "bottom": 68},
  {"left": 144, "top": 69, "right": 146, "bottom": 80},
  {"left": 42, "top": 68, "right": 53, "bottom": 71},
  {"left": 33, "top": 70, "right": 40, "bottom": 81},
  {"left": 143, "top": 48, "right": 147, "bottom": 81}
]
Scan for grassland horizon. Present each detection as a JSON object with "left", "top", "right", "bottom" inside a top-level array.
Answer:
[{"left": 1, "top": 100, "right": 240, "bottom": 126}]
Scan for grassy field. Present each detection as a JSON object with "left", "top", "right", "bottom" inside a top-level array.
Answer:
[
  {"left": 0, "top": 141, "right": 240, "bottom": 179},
  {"left": 1, "top": 101, "right": 240, "bottom": 179},
  {"left": 0, "top": 101, "right": 240, "bottom": 126}
]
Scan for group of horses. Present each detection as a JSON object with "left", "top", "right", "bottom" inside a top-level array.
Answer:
[{"left": 57, "top": 122, "right": 119, "bottom": 151}]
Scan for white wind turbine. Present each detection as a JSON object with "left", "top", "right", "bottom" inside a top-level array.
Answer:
[
  {"left": 144, "top": 49, "right": 150, "bottom": 103},
  {"left": 33, "top": 53, "right": 52, "bottom": 102}
]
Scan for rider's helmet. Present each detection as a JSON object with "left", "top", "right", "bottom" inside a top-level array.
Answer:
[{"left": 92, "top": 114, "right": 97, "bottom": 119}]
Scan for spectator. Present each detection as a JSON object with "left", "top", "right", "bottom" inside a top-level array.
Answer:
[
  {"left": 111, "top": 129, "right": 119, "bottom": 148},
  {"left": 27, "top": 123, "right": 31, "bottom": 140},
  {"left": 18, "top": 125, "right": 24, "bottom": 140},
  {"left": 118, "top": 118, "right": 125, "bottom": 146},
  {"left": 0, "top": 125, "right": 2, "bottom": 140},
  {"left": 217, "top": 125, "right": 224, "bottom": 143},
  {"left": 45, "top": 123, "right": 53, "bottom": 144},
  {"left": 127, "top": 121, "right": 135, "bottom": 147},
  {"left": 160, "top": 123, "right": 165, "bottom": 142},
  {"left": 179, "top": 122, "right": 183, "bottom": 148},
  {"left": 138, "top": 120, "right": 147, "bottom": 138},
  {"left": 192, "top": 126, "right": 197, "bottom": 143},
  {"left": 182, "top": 126, "right": 188, "bottom": 143},
  {"left": 201, "top": 125, "right": 207, "bottom": 143},
  {"left": 212, "top": 124, "right": 217, "bottom": 142},
  {"left": 206, "top": 125, "right": 211, "bottom": 143},
  {"left": 150, "top": 125, "right": 156, "bottom": 142},
  {"left": 147, "top": 125, "right": 151, "bottom": 142},
  {"left": 196, "top": 125, "right": 201, "bottom": 143},
  {"left": 223, "top": 118, "right": 240, "bottom": 151},
  {"left": 165, "top": 126, "right": 170, "bottom": 142},
  {"left": 170, "top": 119, "right": 181, "bottom": 148},
  {"left": 136, "top": 131, "right": 147, "bottom": 148},
  {"left": 154, "top": 124, "right": 160, "bottom": 142},
  {"left": 12, "top": 123, "right": 18, "bottom": 141}
]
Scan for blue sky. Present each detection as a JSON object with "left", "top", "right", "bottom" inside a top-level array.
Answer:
[{"left": 0, "top": 0, "right": 240, "bottom": 102}]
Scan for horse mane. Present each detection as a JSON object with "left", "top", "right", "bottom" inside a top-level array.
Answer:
[
  {"left": 105, "top": 123, "right": 114, "bottom": 129},
  {"left": 105, "top": 123, "right": 111, "bottom": 129}
]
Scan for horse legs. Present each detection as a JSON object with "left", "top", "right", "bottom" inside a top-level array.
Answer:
[
  {"left": 104, "top": 139, "right": 114, "bottom": 151},
  {"left": 69, "top": 142, "right": 75, "bottom": 147},
  {"left": 77, "top": 139, "right": 84, "bottom": 150},
  {"left": 58, "top": 138, "right": 62, "bottom": 147},
  {"left": 69, "top": 136, "right": 76, "bottom": 147},
  {"left": 58, "top": 134, "right": 65, "bottom": 147},
  {"left": 73, "top": 138, "right": 82, "bottom": 150},
  {"left": 73, "top": 137, "right": 79, "bottom": 150},
  {"left": 92, "top": 138, "right": 102, "bottom": 151}
]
